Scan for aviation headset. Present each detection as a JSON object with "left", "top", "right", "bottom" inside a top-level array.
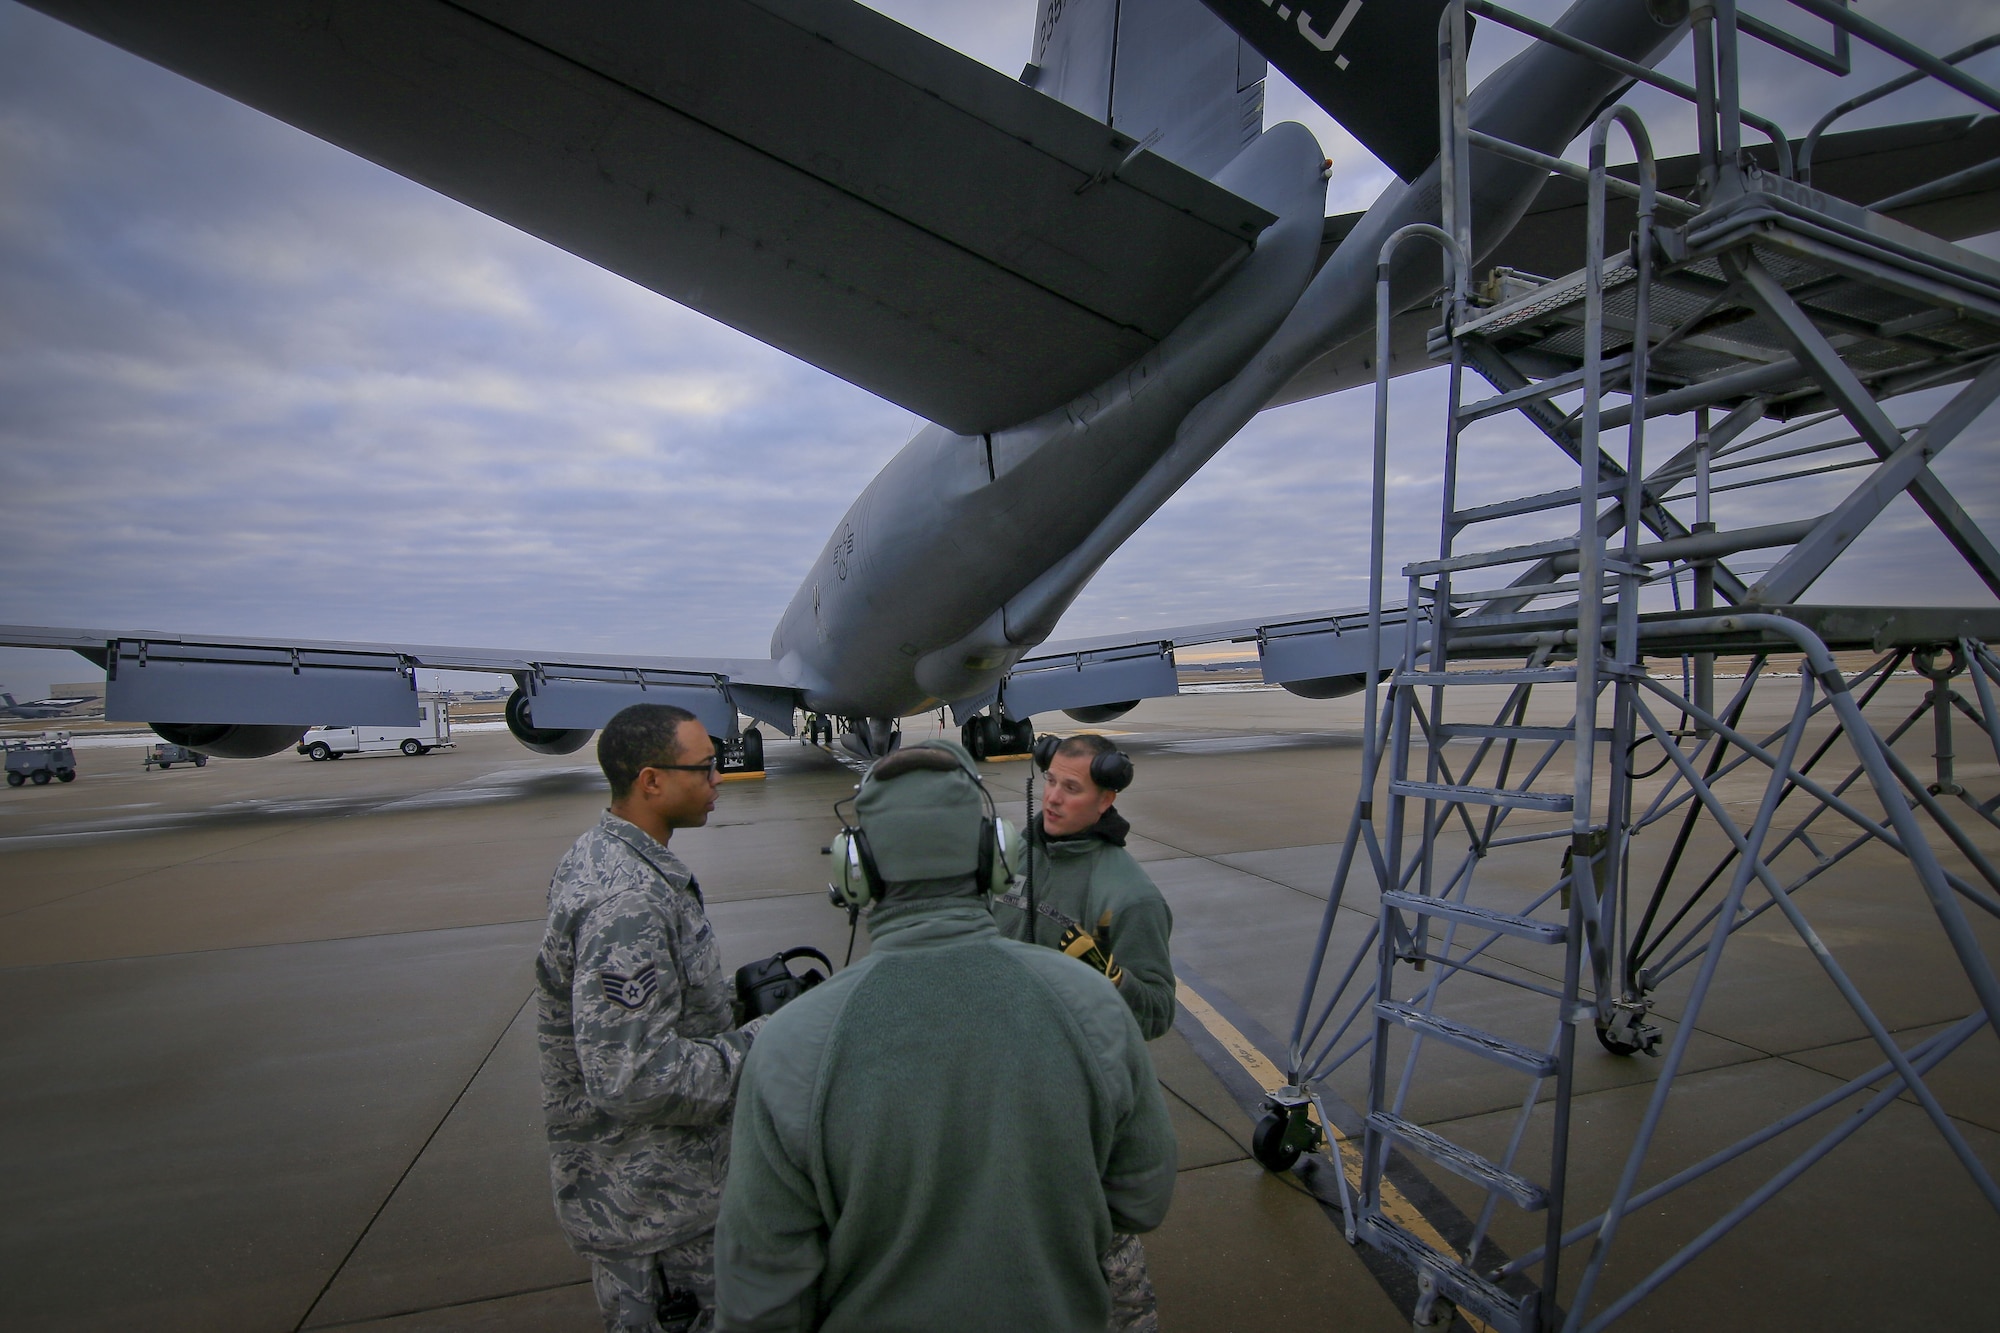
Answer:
[
  {"left": 828, "top": 741, "right": 1020, "bottom": 912},
  {"left": 1031, "top": 733, "right": 1134, "bottom": 793}
]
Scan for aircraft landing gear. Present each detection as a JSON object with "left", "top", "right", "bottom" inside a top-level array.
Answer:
[
  {"left": 962, "top": 712, "right": 1033, "bottom": 760},
  {"left": 836, "top": 717, "right": 901, "bottom": 761},
  {"left": 715, "top": 728, "right": 767, "bottom": 774}
]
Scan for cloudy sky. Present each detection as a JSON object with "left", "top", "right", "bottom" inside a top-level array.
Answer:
[{"left": 1, "top": 0, "right": 1996, "bottom": 699}]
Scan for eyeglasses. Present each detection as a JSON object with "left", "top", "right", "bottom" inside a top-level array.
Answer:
[{"left": 647, "top": 757, "right": 719, "bottom": 777}]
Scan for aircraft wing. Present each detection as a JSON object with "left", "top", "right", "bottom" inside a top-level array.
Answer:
[
  {"left": 0, "top": 623, "right": 803, "bottom": 740},
  {"left": 1271, "top": 115, "right": 2000, "bottom": 410},
  {"left": 26, "top": 0, "right": 1274, "bottom": 437},
  {"left": 995, "top": 603, "right": 1429, "bottom": 721}
]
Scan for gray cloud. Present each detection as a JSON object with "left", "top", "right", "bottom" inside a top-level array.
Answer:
[{"left": 1, "top": 1, "right": 1994, "bottom": 701}]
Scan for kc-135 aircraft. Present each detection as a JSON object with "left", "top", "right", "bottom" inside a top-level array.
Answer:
[{"left": 4, "top": 0, "right": 1998, "bottom": 767}]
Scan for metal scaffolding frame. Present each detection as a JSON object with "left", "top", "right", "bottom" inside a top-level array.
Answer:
[{"left": 1263, "top": 3, "right": 2000, "bottom": 1328}]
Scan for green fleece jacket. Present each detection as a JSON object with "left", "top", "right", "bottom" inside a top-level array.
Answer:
[
  {"left": 992, "top": 809, "right": 1178, "bottom": 1040},
  {"left": 712, "top": 898, "right": 1177, "bottom": 1333}
]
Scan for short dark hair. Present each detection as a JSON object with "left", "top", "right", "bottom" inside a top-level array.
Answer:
[
  {"left": 1056, "top": 733, "right": 1120, "bottom": 769},
  {"left": 598, "top": 703, "right": 702, "bottom": 799}
]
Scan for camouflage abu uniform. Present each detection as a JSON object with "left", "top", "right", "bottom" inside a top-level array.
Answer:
[{"left": 538, "top": 810, "right": 761, "bottom": 1326}]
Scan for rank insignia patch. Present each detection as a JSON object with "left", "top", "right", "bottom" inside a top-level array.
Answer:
[{"left": 599, "top": 964, "right": 659, "bottom": 1010}]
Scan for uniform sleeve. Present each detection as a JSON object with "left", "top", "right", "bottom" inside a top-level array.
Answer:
[
  {"left": 570, "top": 892, "right": 757, "bottom": 1123},
  {"left": 1103, "top": 1008, "right": 1179, "bottom": 1235},
  {"left": 1102, "top": 871, "right": 1178, "bottom": 1041},
  {"left": 714, "top": 1046, "right": 826, "bottom": 1332}
]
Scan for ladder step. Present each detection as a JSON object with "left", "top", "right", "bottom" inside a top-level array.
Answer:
[
  {"left": 1381, "top": 891, "right": 1568, "bottom": 944},
  {"left": 1389, "top": 779, "right": 1574, "bottom": 812},
  {"left": 1394, "top": 667, "right": 1577, "bottom": 686},
  {"left": 1358, "top": 1214, "right": 1538, "bottom": 1333},
  {"left": 1435, "top": 722, "right": 1605, "bottom": 743},
  {"left": 1406, "top": 535, "right": 1580, "bottom": 576},
  {"left": 1367, "top": 1112, "right": 1549, "bottom": 1210},
  {"left": 1376, "top": 1001, "right": 1560, "bottom": 1077}
]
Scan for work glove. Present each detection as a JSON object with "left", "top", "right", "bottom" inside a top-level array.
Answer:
[{"left": 1058, "top": 924, "right": 1123, "bottom": 986}]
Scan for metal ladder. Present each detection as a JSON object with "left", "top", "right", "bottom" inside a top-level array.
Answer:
[{"left": 1280, "top": 3, "right": 2000, "bottom": 1329}]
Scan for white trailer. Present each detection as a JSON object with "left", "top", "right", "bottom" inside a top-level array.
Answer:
[{"left": 298, "top": 700, "right": 454, "bottom": 760}]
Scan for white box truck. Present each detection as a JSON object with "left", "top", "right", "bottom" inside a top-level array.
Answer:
[{"left": 298, "top": 700, "right": 454, "bottom": 760}]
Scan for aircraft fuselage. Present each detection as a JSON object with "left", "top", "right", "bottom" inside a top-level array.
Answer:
[{"left": 771, "top": 0, "right": 1687, "bottom": 725}]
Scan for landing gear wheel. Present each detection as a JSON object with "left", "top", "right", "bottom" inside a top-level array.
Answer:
[
  {"left": 967, "top": 718, "right": 990, "bottom": 760},
  {"left": 308, "top": 742, "right": 332, "bottom": 762},
  {"left": 6, "top": 772, "right": 24, "bottom": 787},
  {"left": 401, "top": 738, "right": 422, "bottom": 756},
  {"left": 1005, "top": 716, "right": 1035, "bottom": 755},
  {"left": 57, "top": 769, "right": 75, "bottom": 783},
  {"left": 741, "top": 728, "right": 765, "bottom": 771},
  {"left": 31, "top": 770, "right": 52, "bottom": 786},
  {"left": 1252, "top": 1112, "right": 1302, "bottom": 1172}
]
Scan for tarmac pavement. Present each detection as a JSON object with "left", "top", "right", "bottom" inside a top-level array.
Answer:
[{"left": 0, "top": 684, "right": 1993, "bottom": 1330}]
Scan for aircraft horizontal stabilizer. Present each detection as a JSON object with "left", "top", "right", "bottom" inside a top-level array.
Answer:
[
  {"left": 1198, "top": 0, "right": 1457, "bottom": 181},
  {"left": 1271, "top": 115, "right": 2000, "bottom": 410},
  {"left": 25, "top": 0, "right": 1274, "bottom": 435}
]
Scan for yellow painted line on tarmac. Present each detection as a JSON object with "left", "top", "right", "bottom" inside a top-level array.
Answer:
[
  {"left": 717, "top": 771, "right": 767, "bottom": 783},
  {"left": 983, "top": 752, "right": 1031, "bottom": 763},
  {"left": 1174, "top": 975, "right": 1498, "bottom": 1333}
]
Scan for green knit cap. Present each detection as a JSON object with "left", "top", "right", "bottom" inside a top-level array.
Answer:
[{"left": 854, "top": 740, "right": 986, "bottom": 886}]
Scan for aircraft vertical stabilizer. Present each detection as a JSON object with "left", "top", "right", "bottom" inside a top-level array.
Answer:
[{"left": 1028, "top": 0, "right": 1267, "bottom": 180}]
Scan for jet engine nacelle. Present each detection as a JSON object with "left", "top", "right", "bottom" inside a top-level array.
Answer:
[
  {"left": 1280, "top": 674, "right": 1372, "bottom": 701},
  {"left": 150, "top": 723, "right": 307, "bottom": 759},
  {"left": 1063, "top": 701, "right": 1138, "bottom": 724},
  {"left": 506, "top": 688, "right": 592, "bottom": 755}
]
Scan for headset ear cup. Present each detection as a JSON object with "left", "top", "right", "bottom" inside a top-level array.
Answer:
[
  {"left": 987, "top": 817, "right": 1021, "bottom": 894},
  {"left": 976, "top": 817, "right": 993, "bottom": 895},
  {"left": 829, "top": 828, "right": 878, "bottom": 911},
  {"left": 1092, "top": 750, "right": 1134, "bottom": 793},
  {"left": 853, "top": 827, "right": 884, "bottom": 904},
  {"left": 1032, "top": 733, "right": 1060, "bottom": 771}
]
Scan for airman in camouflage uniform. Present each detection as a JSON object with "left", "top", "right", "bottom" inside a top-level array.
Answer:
[{"left": 538, "top": 704, "right": 762, "bottom": 1333}]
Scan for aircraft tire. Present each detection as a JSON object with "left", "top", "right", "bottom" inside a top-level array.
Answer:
[
  {"left": 6, "top": 772, "right": 23, "bottom": 786},
  {"left": 1007, "top": 717, "right": 1034, "bottom": 756},
  {"left": 31, "top": 770, "right": 52, "bottom": 786},
  {"left": 965, "top": 721, "right": 987, "bottom": 760},
  {"left": 58, "top": 769, "right": 76, "bottom": 783},
  {"left": 308, "top": 743, "right": 332, "bottom": 762},
  {"left": 401, "top": 739, "right": 422, "bottom": 756},
  {"left": 741, "top": 728, "right": 765, "bottom": 771},
  {"left": 1251, "top": 1112, "right": 1301, "bottom": 1172}
]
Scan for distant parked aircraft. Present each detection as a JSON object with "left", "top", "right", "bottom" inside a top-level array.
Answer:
[{"left": 0, "top": 692, "right": 96, "bottom": 720}]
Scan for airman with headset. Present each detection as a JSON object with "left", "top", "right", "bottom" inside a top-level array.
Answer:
[
  {"left": 712, "top": 739, "right": 1177, "bottom": 1332},
  {"left": 991, "top": 731, "right": 1176, "bottom": 1332}
]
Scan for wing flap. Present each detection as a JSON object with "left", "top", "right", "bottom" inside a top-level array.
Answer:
[
  {"left": 0, "top": 623, "right": 796, "bottom": 733},
  {"left": 29, "top": 0, "right": 1274, "bottom": 434},
  {"left": 1006, "top": 603, "right": 1423, "bottom": 717}
]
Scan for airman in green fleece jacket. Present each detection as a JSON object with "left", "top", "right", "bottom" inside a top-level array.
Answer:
[
  {"left": 712, "top": 742, "right": 1177, "bottom": 1332},
  {"left": 992, "top": 734, "right": 1176, "bottom": 1043}
]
